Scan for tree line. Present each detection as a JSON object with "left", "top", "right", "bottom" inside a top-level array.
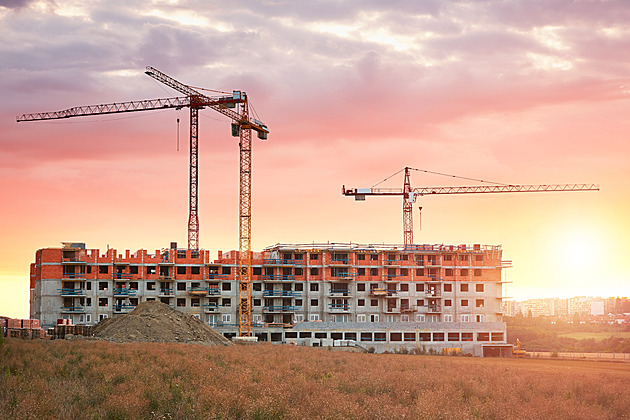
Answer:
[{"left": 505, "top": 316, "right": 630, "bottom": 353}]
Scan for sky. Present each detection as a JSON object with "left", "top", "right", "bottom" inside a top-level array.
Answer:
[{"left": 1, "top": 0, "right": 629, "bottom": 318}]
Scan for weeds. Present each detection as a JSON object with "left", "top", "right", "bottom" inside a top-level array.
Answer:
[{"left": 0, "top": 339, "right": 628, "bottom": 419}]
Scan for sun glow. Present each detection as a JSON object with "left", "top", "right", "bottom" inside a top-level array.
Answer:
[{"left": 556, "top": 226, "right": 606, "bottom": 275}]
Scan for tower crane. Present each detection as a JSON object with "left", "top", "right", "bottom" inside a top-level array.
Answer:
[
  {"left": 342, "top": 166, "right": 599, "bottom": 248},
  {"left": 16, "top": 66, "right": 268, "bottom": 337},
  {"left": 143, "top": 67, "right": 267, "bottom": 337}
]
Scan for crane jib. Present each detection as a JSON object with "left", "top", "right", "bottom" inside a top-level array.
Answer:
[
  {"left": 16, "top": 97, "right": 192, "bottom": 122},
  {"left": 343, "top": 185, "right": 599, "bottom": 196}
]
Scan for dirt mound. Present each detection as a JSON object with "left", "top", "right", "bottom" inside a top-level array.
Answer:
[{"left": 93, "top": 301, "right": 231, "bottom": 345}]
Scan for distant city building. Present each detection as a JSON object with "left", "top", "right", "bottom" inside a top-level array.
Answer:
[
  {"left": 520, "top": 298, "right": 556, "bottom": 317},
  {"left": 568, "top": 296, "right": 592, "bottom": 316},
  {"left": 590, "top": 301, "right": 605, "bottom": 316},
  {"left": 502, "top": 299, "right": 518, "bottom": 317},
  {"left": 30, "top": 241, "right": 510, "bottom": 355},
  {"left": 503, "top": 296, "right": 618, "bottom": 318},
  {"left": 553, "top": 298, "right": 569, "bottom": 316}
]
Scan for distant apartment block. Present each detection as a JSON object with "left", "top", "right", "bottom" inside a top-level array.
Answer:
[
  {"left": 503, "top": 296, "right": 612, "bottom": 317},
  {"left": 527, "top": 299, "right": 549, "bottom": 317},
  {"left": 30, "top": 242, "right": 510, "bottom": 355}
]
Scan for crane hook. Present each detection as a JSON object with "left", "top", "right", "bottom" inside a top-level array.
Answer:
[{"left": 176, "top": 116, "right": 180, "bottom": 152}]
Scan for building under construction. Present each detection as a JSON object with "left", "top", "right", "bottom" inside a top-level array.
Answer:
[
  {"left": 30, "top": 241, "right": 511, "bottom": 356},
  {"left": 19, "top": 67, "right": 595, "bottom": 356}
]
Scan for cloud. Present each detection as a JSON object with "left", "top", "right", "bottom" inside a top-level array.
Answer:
[
  {"left": 0, "top": 0, "right": 35, "bottom": 9},
  {"left": 2, "top": 1, "right": 629, "bottom": 169}
]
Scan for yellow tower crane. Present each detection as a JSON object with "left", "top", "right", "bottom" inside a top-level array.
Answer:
[{"left": 17, "top": 66, "right": 268, "bottom": 337}]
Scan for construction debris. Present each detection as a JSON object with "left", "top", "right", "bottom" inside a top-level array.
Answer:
[
  {"left": 50, "top": 324, "right": 93, "bottom": 340},
  {"left": 93, "top": 301, "right": 231, "bottom": 345},
  {"left": 1, "top": 316, "right": 46, "bottom": 339}
]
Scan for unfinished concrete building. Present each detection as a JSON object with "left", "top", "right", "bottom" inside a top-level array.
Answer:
[{"left": 30, "top": 241, "right": 510, "bottom": 355}]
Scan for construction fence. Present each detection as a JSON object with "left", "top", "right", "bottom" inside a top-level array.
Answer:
[{"left": 525, "top": 351, "right": 630, "bottom": 362}]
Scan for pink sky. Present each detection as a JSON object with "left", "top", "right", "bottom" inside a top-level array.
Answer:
[{"left": 1, "top": 1, "right": 629, "bottom": 318}]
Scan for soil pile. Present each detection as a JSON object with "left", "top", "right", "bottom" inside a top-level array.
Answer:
[{"left": 93, "top": 301, "right": 231, "bottom": 345}]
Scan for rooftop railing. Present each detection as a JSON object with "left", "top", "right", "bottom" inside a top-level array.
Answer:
[{"left": 262, "top": 258, "right": 304, "bottom": 265}]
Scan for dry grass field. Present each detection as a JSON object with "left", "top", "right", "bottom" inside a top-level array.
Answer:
[
  {"left": 1, "top": 338, "right": 629, "bottom": 419},
  {"left": 558, "top": 331, "right": 630, "bottom": 341}
]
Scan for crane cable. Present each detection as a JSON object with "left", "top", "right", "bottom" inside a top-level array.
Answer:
[
  {"left": 371, "top": 168, "right": 406, "bottom": 188},
  {"left": 408, "top": 167, "right": 512, "bottom": 186},
  {"left": 371, "top": 167, "right": 512, "bottom": 188},
  {"left": 249, "top": 100, "right": 262, "bottom": 122},
  {"left": 188, "top": 85, "right": 230, "bottom": 95}
]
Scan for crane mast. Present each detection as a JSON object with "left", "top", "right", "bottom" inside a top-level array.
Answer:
[
  {"left": 343, "top": 166, "right": 599, "bottom": 247},
  {"left": 144, "top": 67, "right": 267, "bottom": 337},
  {"left": 144, "top": 67, "right": 238, "bottom": 251},
  {"left": 188, "top": 102, "right": 200, "bottom": 250},
  {"left": 238, "top": 103, "right": 253, "bottom": 337},
  {"left": 17, "top": 66, "right": 269, "bottom": 337},
  {"left": 402, "top": 167, "right": 413, "bottom": 247}
]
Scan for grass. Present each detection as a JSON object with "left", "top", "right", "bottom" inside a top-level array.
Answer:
[
  {"left": 1, "top": 339, "right": 629, "bottom": 419},
  {"left": 558, "top": 332, "right": 630, "bottom": 341}
]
